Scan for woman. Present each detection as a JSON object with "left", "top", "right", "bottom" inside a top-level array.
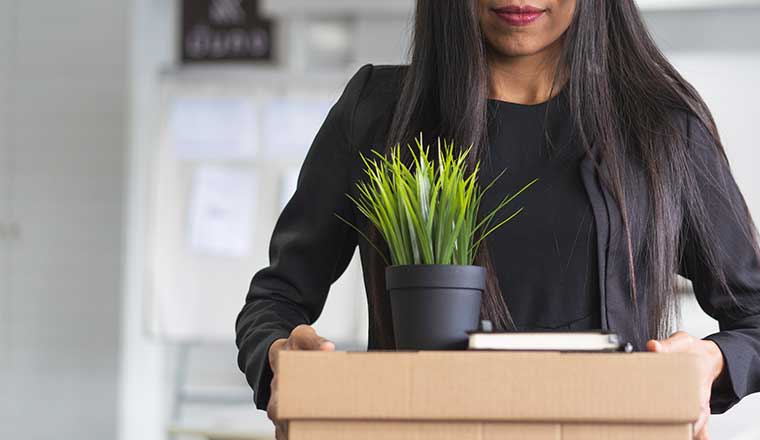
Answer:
[{"left": 236, "top": 1, "right": 760, "bottom": 439}]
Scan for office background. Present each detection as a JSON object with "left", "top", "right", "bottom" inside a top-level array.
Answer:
[{"left": 0, "top": 0, "right": 758, "bottom": 439}]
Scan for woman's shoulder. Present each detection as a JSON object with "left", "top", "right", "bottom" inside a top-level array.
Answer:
[
  {"left": 342, "top": 63, "right": 407, "bottom": 110},
  {"left": 665, "top": 107, "right": 733, "bottom": 186},
  {"left": 363, "top": 64, "right": 408, "bottom": 96},
  {"left": 658, "top": 106, "right": 721, "bottom": 156},
  {"left": 336, "top": 64, "right": 407, "bottom": 147}
]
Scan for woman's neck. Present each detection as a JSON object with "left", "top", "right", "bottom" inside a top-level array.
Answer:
[{"left": 487, "top": 41, "right": 565, "bottom": 105}]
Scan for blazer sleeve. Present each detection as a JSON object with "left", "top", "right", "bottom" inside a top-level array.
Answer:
[
  {"left": 235, "top": 64, "right": 373, "bottom": 410},
  {"left": 678, "top": 114, "right": 760, "bottom": 414}
]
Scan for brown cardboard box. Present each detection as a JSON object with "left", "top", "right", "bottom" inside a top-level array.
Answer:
[{"left": 278, "top": 351, "right": 700, "bottom": 440}]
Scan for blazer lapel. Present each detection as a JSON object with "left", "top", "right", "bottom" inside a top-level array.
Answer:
[{"left": 581, "top": 152, "right": 647, "bottom": 349}]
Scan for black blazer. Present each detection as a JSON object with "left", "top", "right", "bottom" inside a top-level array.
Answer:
[{"left": 235, "top": 64, "right": 760, "bottom": 413}]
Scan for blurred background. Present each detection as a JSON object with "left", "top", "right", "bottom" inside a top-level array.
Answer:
[{"left": 0, "top": 0, "right": 758, "bottom": 439}]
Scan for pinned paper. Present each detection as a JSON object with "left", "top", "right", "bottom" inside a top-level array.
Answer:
[
  {"left": 263, "top": 99, "right": 332, "bottom": 156},
  {"left": 170, "top": 97, "right": 257, "bottom": 160},
  {"left": 188, "top": 165, "right": 257, "bottom": 257}
]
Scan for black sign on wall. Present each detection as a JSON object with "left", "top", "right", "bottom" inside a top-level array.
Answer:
[{"left": 181, "top": 0, "right": 273, "bottom": 63}]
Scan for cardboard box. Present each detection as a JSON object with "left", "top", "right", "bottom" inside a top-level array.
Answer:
[{"left": 278, "top": 351, "right": 700, "bottom": 440}]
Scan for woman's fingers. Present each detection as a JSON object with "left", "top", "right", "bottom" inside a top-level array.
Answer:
[
  {"left": 645, "top": 339, "right": 662, "bottom": 352},
  {"left": 646, "top": 331, "right": 721, "bottom": 440},
  {"left": 646, "top": 331, "right": 694, "bottom": 353},
  {"left": 268, "top": 338, "right": 288, "bottom": 372},
  {"left": 266, "top": 399, "right": 276, "bottom": 422},
  {"left": 269, "top": 325, "right": 335, "bottom": 374},
  {"left": 274, "top": 421, "right": 288, "bottom": 440},
  {"left": 267, "top": 324, "right": 335, "bottom": 440},
  {"left": 318, "top": 338, "right": 336, "bottom": 351},
  {"left": 266, "top": 380, "right": 279, "bottom": 421},
  {"left": 694, "top": 411, "right": 710, "bottom": 440},
  {"left": 288, "top": 324, "right": 335, "bottom": 351}
]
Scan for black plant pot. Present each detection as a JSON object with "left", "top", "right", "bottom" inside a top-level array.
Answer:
[{"left": 386, "top": 264, "right": 485, "bottom": 350}]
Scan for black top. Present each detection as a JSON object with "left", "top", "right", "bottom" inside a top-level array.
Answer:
[
  {"left": 481, "top": 90, "right": 601, "bottom": 331},
  {"left": 236, "top": 64, "right": 760, "bottom": 414}
]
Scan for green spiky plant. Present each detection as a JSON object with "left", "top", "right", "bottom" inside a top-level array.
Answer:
[{"left": 336, "top": 135, "right": 538, "bottom": 267}]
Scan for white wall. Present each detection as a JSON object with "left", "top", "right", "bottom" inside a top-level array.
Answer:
[
  {"left": 117, "top": 0, "right": 177, "bottom": 439},
  {"left": 0, "top": 0, "right": 13, "bottom": 367},
  {"left": 0, "top": 0, "right": 128, "bottom": 439}
]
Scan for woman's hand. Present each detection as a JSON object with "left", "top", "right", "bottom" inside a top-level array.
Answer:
[
  {"left": 267, "top": 324, "right": 335, "bottom": 440},
  {"left": 646, "top": 331, "right": 725, "bottom": 440}
]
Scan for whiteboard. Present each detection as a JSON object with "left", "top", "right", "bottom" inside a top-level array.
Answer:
[{"left": 145, "top": 69, "right": 369, "bottom": 344}]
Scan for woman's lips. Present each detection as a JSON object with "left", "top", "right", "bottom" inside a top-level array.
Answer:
[{"left": 492, "top": 5, "right": 547, "bottom": 26}]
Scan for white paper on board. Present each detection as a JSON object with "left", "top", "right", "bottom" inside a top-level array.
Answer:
[
  {"left": 263, "top": 99, "right": 332, "bottom": 157},
  {"left": 170, "top": 97, "right": 258, "bottom": 160},
  {"left": 188, "top": 165, "right": 257, "bottom": 257}
]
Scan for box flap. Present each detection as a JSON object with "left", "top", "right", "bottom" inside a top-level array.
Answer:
[
  {"left": 278, "top": 351, "right": 700, "bottom": 423},
  {"left": 289, "top": 421, "right": 561, "bottom": 440},
  {"left": 289, "top": 421, "right": 691, "bottom": 440}
]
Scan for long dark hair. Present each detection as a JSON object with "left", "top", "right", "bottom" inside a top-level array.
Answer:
[{"left": 365, "top": 0, "right": 760, "bottom": 346}]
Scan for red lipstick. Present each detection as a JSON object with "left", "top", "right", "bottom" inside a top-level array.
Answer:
[{"left": 492, "top": 5, "right": 546, "bottom": 26}]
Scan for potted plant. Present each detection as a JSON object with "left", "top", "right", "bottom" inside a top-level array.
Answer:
[{"left": 338, "top": 136, "right": 537, "bottom": 350}]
